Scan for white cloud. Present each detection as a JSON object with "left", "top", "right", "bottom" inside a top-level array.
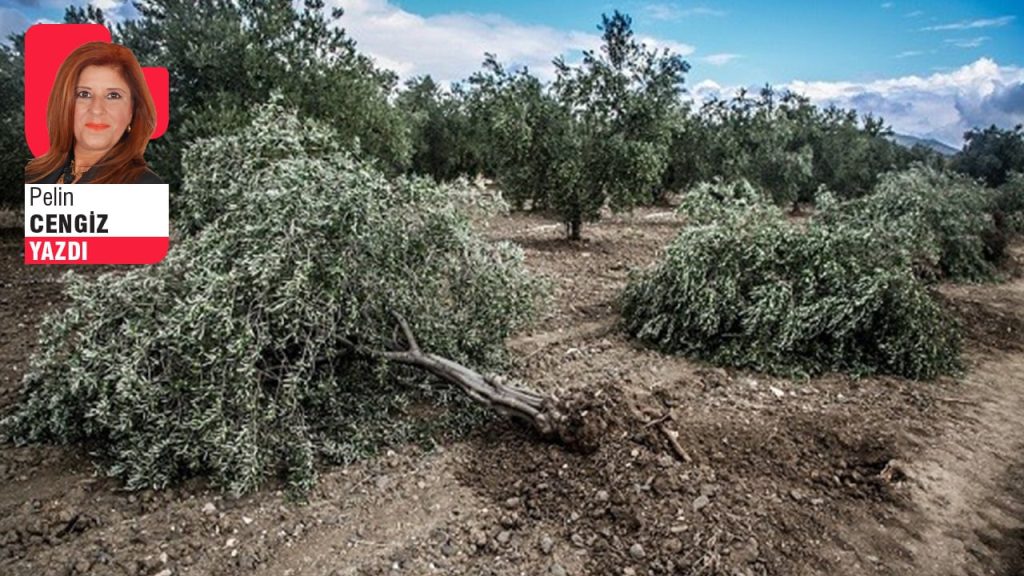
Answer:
[
  {"left": 945, "top": 36, "right": 989, "bottom": 48},
  {"left": 881, "top": 2, "right": 893, "bottom": 9},
  {"left": 90, "top": 0, "right": 120, "bottom": 10},
  {"left": 905, "top": 10, "right": 924, "bottom": 18},
  {"left": 922, "top": 15, "right": 1014, "bottom": 31},
  {"left": 327, "top": 0, "right": 599, "bottom": 83},
  {"left": 639, "top": 35, "right": 695, "bottom": 57},
  {"left": 88, "top": 0, "right": 142, "bottom": 23},
  {"left": 701, "top": 53, "right": 741, "bottom": 66},
  {"left": 327, "top": 0, "right": 695, "bottom": 84},
  {"left": 643, "top": 4, "right": 678, "bottom": 21},
  {"left": 14, "top": 0, "right": 70, "bottom": 6},
  {"left": 894, "top": 50, "right": 925, "bottom": 59},
  {"left": 642, "top": 4, "right": 726, "bottom": 21},
  {"left": 689, "top": 78, "right": 724, "bottom": 100},
  {"left": 0, "top": 1, "right": 137, "bottom": 44},
  {"left": 684, "top": 59, "right": 1024, "bottom": 146},
  {"left": 785, "top": 58, "right": 1024, "bottom": 147}
]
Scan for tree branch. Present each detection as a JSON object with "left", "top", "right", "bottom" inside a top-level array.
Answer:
[{"left": 339, "top": 314, "right": 580, "bottom": 442}]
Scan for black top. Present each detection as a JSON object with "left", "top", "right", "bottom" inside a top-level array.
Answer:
[{"left": 32, "top": 161, "right": 164, "bottom": 185}]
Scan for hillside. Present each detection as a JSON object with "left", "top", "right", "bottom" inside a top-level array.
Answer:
[{"left": 890, "top": 133, "right": 960, "bottom": 156}]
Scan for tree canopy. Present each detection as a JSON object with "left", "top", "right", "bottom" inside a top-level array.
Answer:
[
  {"left": 953, "top": 124, "right": 1024, "bottom": 188},
  {"left": 622, "top": 180, "right": 962, "bottom": 379},
  {"left": 552, "top": 11, "right": 690, "bottom": 238},
  {"left": 2, "top": 104, "right": 542, "bottom": 494}
]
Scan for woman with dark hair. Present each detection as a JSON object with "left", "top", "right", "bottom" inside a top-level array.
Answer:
[{"left": 25, "top": 41, "right": 163, "bottom": 185}]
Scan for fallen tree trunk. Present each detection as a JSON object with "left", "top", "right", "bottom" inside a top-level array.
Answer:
[{"left": 341, "top": 314, "right": 597, "bottom": 450}]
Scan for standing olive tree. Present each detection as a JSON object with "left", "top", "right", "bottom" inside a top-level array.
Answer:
[
  {"left": 953, "top": 124, "right": 1024, "bottom": 188},
  {"left": 462, "top": 13, "right": 688, "bottom": 240},
  {"left": 0, "top": 34, "right": 27, "bottom": 207},
  {"left": 110, "top": 0, "right": 412, "bottom": 191},
  {"left": 552, "top": 11, "right": 689, "bottom": 239},
  {"left": 396, "top": 75, "right": 482, "bottom": 182},
  {"left": 462, "top": 55, "right": 574, "bottom": 212},
  {"left": 663, "top": 87, "right": 920, "bottom": 205}
]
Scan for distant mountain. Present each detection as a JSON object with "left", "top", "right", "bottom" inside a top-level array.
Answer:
[{"left": 889, "top": 133, "right": 960, "bottom": 157}]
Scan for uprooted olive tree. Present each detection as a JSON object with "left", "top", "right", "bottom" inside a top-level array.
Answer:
[
  {"left": 817, "top": 164, "right": 1008, "bottom": 282},
  {"left": 622, "top": 180, "right": 962, "bottom": 379},
  {"left": 1, "top": 103, "right": 583, "bottom": 495}
]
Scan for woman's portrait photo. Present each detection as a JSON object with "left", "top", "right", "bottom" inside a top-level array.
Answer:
[{"left": 24, "top": 41, "right": 163, "bottom": 185}]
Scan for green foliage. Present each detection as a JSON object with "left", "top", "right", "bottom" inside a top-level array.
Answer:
[
  {"left": 622, "top": 183, "right": 961, "bottom": 379},
  {"left": 678, "top": 178, "right": 774, "bottom": 224},
  {"left": 2, "top": 105, "right": 541, "bottom": 495},
  {"left": 953, "top": 124, "right": 1024, "bottom": 187},
  {"left": 552, "top": 11, "right": 689, "bottom": 238},
  {"left": 820, "top": 165, "right": 1004, "bottom": 281},
  {"left": 0, "top": 36, "right": 28, "bottom": 207},
  {"left": 396, "top": 76, "right": 481, "bottom": 182},
  {"left": 665, "top": 87, "right": 920, "bottom": 205},
  {"left": 463, "top": 57, "right": 574, "bottom": 212},
  {"left": 810, "top": 108, "right": 914, "bottom": 200},
  {"left": 63, "top": 4, "right": 107, "bottom": 24},
  {"left": 452, "top": 12, "right": 690, "bottom": 241},
  {"left": 995, "top": 172, "right": 1024, "bottom": 235},
  {"left": 111, "top": 0, "right": 410, "bottom": 190}
]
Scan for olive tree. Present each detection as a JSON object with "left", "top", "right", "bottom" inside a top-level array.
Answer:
[
  {"left": 819, "top": 165, "right": 1006, "bottom": 281},
  {"left": 396, "top": 75, "right": 485, "bottom": 182},
  {"left": 112, "top": 0, "right": 411, "bottom": 190},
  {"left": 996, "top": 172, "right": 1024, "bottom": 235},
  {"left": 463, "top": 55, "right": 575, "bottom": 212},
  {"left": 622, "top": 180, "right": 962, "bottom": 379},
  {"left": 1, "top": 104, "right": 577, "bottom": 495},
  {"left": 953, "top": 124, "right": 1024, "bottom": 188},
  {"left": 0, "top": 34, "right": 27, "bottom": 207},
  {"left": 552, "top": 11, "right": 689, "bottom": 239},
  {"left": 666, "top": 88, "right": 912, "bottom": 206}
]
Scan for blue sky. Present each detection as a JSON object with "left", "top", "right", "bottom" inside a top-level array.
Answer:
[
  {"left": 391, "top": 0, "right": 1022, "bottom": 85},
  {"left": 2, "top": 0, "right": 1022, "bottom": 146}
]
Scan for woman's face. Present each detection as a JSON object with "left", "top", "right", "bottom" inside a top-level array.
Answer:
[{"left": 73, "top": 65, "right": 133, "bottom": 158}]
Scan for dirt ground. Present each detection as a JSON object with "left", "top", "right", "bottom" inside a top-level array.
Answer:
[{"left": 1, "top": 206, "right": 1022, "bottom": 576}]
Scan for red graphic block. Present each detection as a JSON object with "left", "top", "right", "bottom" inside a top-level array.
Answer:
[
  {"left": 24, "top": 24, "right": 169, "bottom": 158},
  {"left": 24, "top": 237, "right": 170, "bottom": 265},
  {"left": 143, "top": 67, "right": 170, "bottom": 140}
]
